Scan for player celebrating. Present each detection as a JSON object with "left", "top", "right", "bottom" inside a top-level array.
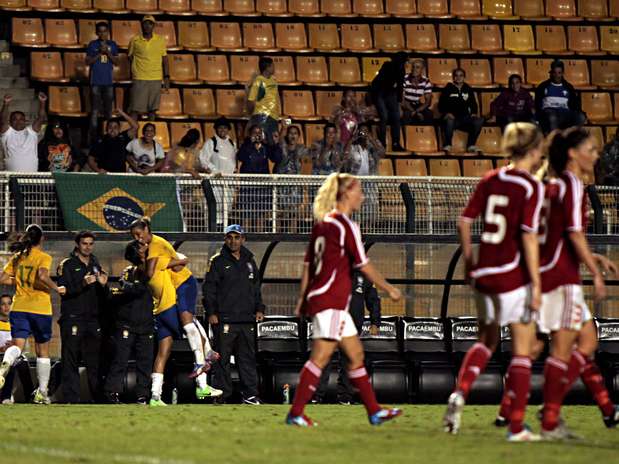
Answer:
[
  {"left": 0, "top": 225, "right": 66, "bottom": 403},
  {"left": 286, "top": 173, "right": 403, "bottom": 427},
  {"left": 539, "top": 127, "right": 619, "bottom": 439},
  {"left": 443, "top": 123, "right": 544, "bottom": 441}
]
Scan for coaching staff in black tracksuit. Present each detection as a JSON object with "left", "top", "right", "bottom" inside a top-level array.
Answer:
[
  {"left": 203, "top": 224, "right": 265, "bottom": 405},
  {"left": 57, "top": 231, "right": 108, "bottom": 403},
  {"left": 315, "top": 270, "right": 382, "bottom": 404},
  {"left": 103, "top": 241, "right": 154, "bottom": 405}
]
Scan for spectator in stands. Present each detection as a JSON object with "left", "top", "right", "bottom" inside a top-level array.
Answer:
[
  {"left": 237, "top": 125, "right": 282, "bottom": 174},
  {"left": 126, "top": 123, "right": 165, "bottom": 175},
  {"left": 341, "top": 122, "right": 384, "bottom": 176},
  {"left": 438, "top": 68, "right": 484, "bottom": 153},
  {"left": 86, "top": 22, "right": 119, "bottom": 142},
  {"left": 37, "top": 119, "right": 83, "bottom": 172},
  {"left": 246, "top": 57, "right": 280, "bottom": 145},
  {"left": 600, "top": 130, "right": 619, "bottom": 186},
  {"left": 535, "top": 60, "right": 585, "bottom": 135},
  {"left": 162, "top": 129, "right": 206, "bottom": 179},
  {"left": 369, "top": 52, "right": 409, "bottom": 152},
  {"left": 0, "top": 93, "right": 47, "bottom": 172},
  {"left": 310, "top": 123, "right": 344, "bottom": 175},
  {"left": 203, "top": 224, "right": 265, "bottom": 405},
  {"left": 128, "top": 16, "right": 169, "bottom": 122},
  {"left": 87, "top": 110, "right": 138, "bottom": 174},
  {"left": 488, "top": 74, "right": 535, "bottom": 129},
  {"left": 199, "top": 117, "right": 237, "bottom": 175},
  {"left": 275, "top": 124, "right": 309, "bottom": 174},
  {"left": 331, "top": 90, "right": 371, "bottom": 146},
  {"left": 402, "top": 59, "right": 434, "bottom": 123}
]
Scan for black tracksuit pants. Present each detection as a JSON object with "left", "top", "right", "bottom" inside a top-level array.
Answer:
[
  {"left": 60, "top": 320, "right": 102, "bottom": 403},
  {"left": 104, "top": 329, "right": 154, "bottom": 399}
]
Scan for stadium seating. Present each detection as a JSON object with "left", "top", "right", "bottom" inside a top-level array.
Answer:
[
  {"left": 192, "top": 0, "right": 227, "bottom": 15},
  {"left": 275, "top": 23, "right": 312, "bottom": 52},
  {"left": 341, "top": 24, "right": 376, "bottom": 52},
  {"left": 29, "top": 0, "right": 62, "bottom": 11},
  {"left": 315, "top": 90, "right": 342, "bottom": 117},
  {"left": 288, "top": 0, "right": 322, "bottom": 16},
  {"left": 158, "top": 88, "right": 186, "bottom": 119},
  {"left": 373, "top": 24, "right": 405, "bottom": 51},
  {"left": 155, "top": 21, "right": 180, "bottom": 50},
  {"left": 354, "top": 0, "right": 389, "bottom": 17},
  {"left": 405, "top": 126, "right": 442, "bottom": 155},
  {"left": 63, "top": 0, "right": 97, "bottom": 12},
  {"left": 459, "top": 59, "right": 493, "bottom": 88},
  {"left": 111, "top": 20, "right": 140, "bottom": 49},
  {"left": 160, "top": 0, "right": 192, "bottom": 14},
  {"left": 168, "top": 54, "right": 201, "bottom": 85},
  {"left": 198, "top": 55, "right": 234, "bottom": 85},
  {"left": 329, "top": 57, "right": 364, "bottom": 86},
  {"left": 321, "top": 0, "right": 354, "bottom": 17},
  {"left": 225, "top": 0, "right": 259, "bottom": 15},
  {"left": 170, "top": 122, "right": 203, "bottom": 146},
  {"left": 418, "top": 0, "right": 451, "bottom": 18},
  {"left": 126, "top": 0, "right": 161, "bottom": 13},
  {"left": 406, "top": 24, "right": 442, "bottom": 54},
  {"left": 272, "top": 56, "right": 299, "bottom": 85},
  {"left": 536, "top": 25, "right": 570, "bottom": 55},
  {"left": 94, "top": 0, "right": 128, "bottom": 13},
  {"left": 183, "top": 88, "right": 216, "bottom": 117},
  {"left": 476, "top": 127, "right": 503, "bottom": 154},
  {"left": 546, "top": 0, "right": 580, "bottom": 20},
  {"left": 592, "top": 60, "right": 619, "bottom": 89},
  {"left": 463, "top": 159, "right": 493, "bottom": 177},
  {"left": 482, "top": 0, "right": 517, "bottom": 19},
  {"left": 395, "top": 159, "right": 427, "bottom": 176},
  {"left": 471, "top": 24, "right": 507, "bottom": 54},
  {"left": 578, "top": 0, "right": 611, "bottom": 20},
  {"left": 568, "top": 26, "right": 604, "bottom": 55},
  {"left": 297, "top": 56, "right": 330, "bottom": 85},
  {"left": 377, "top": 158, "right": 394, "bottom": 176},
  {"left": 304, "top": 123, "right": 324, "bottom": 145},
  {"left": 428, "top": 58, "right": 458, "bottom": 86},
  {"left": 31, "top": 51, "right": 68, "bottom": 82},
  {"left": 492, "top": 57, "right": 525, "bottom": 85},
  {"left": 64, "top": 52, "right": 89, "bottom": 82},
  {"left": 78, "top": 19, "right": 100, "bottom": 46},
  {"left": 514, "top": 0, "right": 546, "bottom": 19},
  {"left": 282, "top": 90, "right": 319, "bottom": 120},
  {"left": 480, "top": 91, "right": 500, "bottom": 116},
  {"left": 48, "top": 86, "right": 87, "bottom": 116},
  {"left": 582, "top": 92, "right": 614, "bottom": 123},
  {"left": 451, "top": 0, "right": 485, "bottom": 19},
  {"left": 362, "top": 57, "right": 389, "bottom": 82},
  {"left": 429, "top": 159, "right": 461, "bottom": 176},
  {"left": 12, "top": 18, "right": 46, "bottom": 47},
  {"left": 526, "top": 58, "right": 553, "bottom": 85},
  {"left": 563, "top": 59, "right": 595, "bottom": 90},
  {"left": 601, "top": 26, "right": 619, "bottom": 54},
  {"left": 439, "top": 24, "right": 474, "bottom": 54},
  {"left": 138, "top": 121, "right": 170, "bottom": 149},
  {"left": 113, "top": 53, "right": 131, "bottom": 83},
  {"left": 211, "top": 22, "right": 247, "bottom": 51},
  {"left": 308, "top": 24, "right": 343, "bottom": 52},
  {"left": 178, "top": 21, "right": 213, "bottom": 52},
  {"left": 244, "top": 23, "right": 279, "bottom": 52},
  {"left": 216, "top": 88, "right": 246, "bottom": 117}
]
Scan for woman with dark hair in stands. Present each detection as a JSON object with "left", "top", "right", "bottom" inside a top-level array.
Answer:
[
  {"left": 331, "top": 90, "right": 371, "bottom": 146},
  {"left": 489, "top": 74, "right": 535, "bottom": 130},
  {"left": 162, "top": 128, "right": 207, "bottom": 179},
  {"left": 38, "top": 119, "right": 83, "bottom": 172},
  {"left": 310, "top": 123, "right": 344, "bottom": 175},
  {"left": 126, "top": 122, "right": 165, "bottom": 175}
]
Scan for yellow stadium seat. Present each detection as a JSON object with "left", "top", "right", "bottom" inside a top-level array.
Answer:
[
  {"left": 12, "top": 18, "right": 46, "bottom": 47},
  {"left": 482, "top": 0, "right": 517, "bottom": 18},
  {"left": 536, "top": 25, "right": 570, "bottom": 55},
  {"left": 0, "top": 0, "right": 30, "bottom": 9},
  {"left": 137, "top": 121, "right": 170, "bottom": 150},
  {"left": 224, "top": 0, "right": 258, "bottom": 15},
  {"left": 405, "top": 126, "right": 442, "bottom": 155},
  {"left": 526, "top": 58, "right": 553, "bottom": 86},
  {"left": 256, "top": 0, "right": 290, "bottom": 15},
  {"left": 112, "top": 20, "right": 140, "bottom": 49},
  {"left": 216, "top": 89, "right": 246, "bottom": 117},
  {"left": 272, "top": 56, "right": 299, "bottom": 85},
  {"left": 374, "top": 24, "right": 405, "bottom": 51},
  {"left": 63, "top": 52, "right": 89, "bottom": 82},
  {"left": 406, "top": 24, "right": 441, "bottom": 53},
  {"left": 192, "top": 0, "right": 226, "bottom": 14},
  {"left": 321, "top": 0, "right": 355, "bottom": 16},
  {"left": 28, "top": 0, "right": 62, "bottom": 10},
  {"left": 471, "top": 24, "right": 506, "bottom": 54},
  {"left": 168, "top": 54, "right": 200, "bottom": 84},
  {"left": 612, "top": 0, "right": 619, "bottom": 17},
  {"left": 62, "top": 0, "right": 97, "bottom": 11},
  {"left": 31, "top": 51, "right": 68, "bottom": 82},
  {"left": 49, "top": 86, "right": 86, "bottom": 116},
  {"left": 579, "top": 0, "right": 611, "bottom": 20},
  {"left": 439, "top": 24, "right": 473, "bottom": 54},
  {"left": 395, "top": 159, "right": 427, "bottom": 176},
  {"left": 386, "top": 0, "right": 420, "bottom": 16},
  {"left": 477, "top": 127, "right": 503, "bottom": 154},
  {"left": 289, "top": 0, "right": 322, "bottom": 16},
  {"left": 171, "top": 122, "right": 203, "bottom": 147},
  {"left": 591, "top": 60, "right": 619, "bottom": 89},
  {"left": 451, "top": 0, "right": 484, "bottom": 19},
  {"left": 296, "top": 56, "right": 330, "bottom": 85},
  {"left": 45, "top": 19, "right": 80, "bottom": 49},
  {"left": 354, "top": 0, "right": 388, "bottom": 16},
  {"left": 418, "top": 0, "right": 451, "bottom": 18},
  {"left": 329, "top": 57, "right": 364, "bottom": 86},
  {"left": 428, "top": 58, "right": 458, "bottom": 87},
  {"left": 315, "top": 90, "right": 342, "bottom": 117},
  {"left": 459, "top": 59, "right": 494, "bottom": 88},
  {"left": 154, "top": 21, "right": 179, "bottom": 51},
  {"left": 113, "top": 53, "right": 131, "bottom": 83},
  {"left": 615, "top": 94, "right": 619, "bottom": 119},
  {"left": 430, "top": 159, "right": 461, "bottom": 176},
  {"left": 503, "top": 24, "right": 539, "bottom": 54},
  {"left": 126, "top": 0, "right": 160, "bottom": 13},
  {"left": 564, "top": 59, "right": 595, "bottom": 90},
  {"left": 341, "top": 24, "right": 376, "bottom": 53},
  {"left": 582, "top": 92, "right": 614, "bottom": 123},
  {"left": 568, "top": 26, "right": 603, "bottom": 55},
  {"left": 183, "top": 88, "right": 216, "bottom": 117},
  {"left": 283, "top": 90, "right": 319, "bottom": 120},
  {"left": 601, "top": 26, "right": 619, "bottom": 54},
  {"left": 244, "top": 23, "right": 279, "bottom": 52},
  {"left": 304, "top": 123, "right": 325, "bottom": 146},
  {"left": 362, "top": 57, "right": 390, "bottom": 83},
  {"left": 308, "top": 23, "right": 343, "bottom": 52},
  {"left": 78, "top": 20, "right": 100, "bottom": 46},
  {"left": 377, "top": 159, "right": 394, "bottom": 176},
  {"left": 158, "top": 88, "right": 186, "bottom": 119},
  {"left": 480, "top": 91, "right": 499, "bottom": 116},
  {"left": 211, "top": 22, "right": 247, "bottom": 52},
  {"left": 114, "top": 87, "right": 126, "bottom": 112},
  {"left": 586, "top": 126, "right": 605, "bottom": 151},
  {"left": 546, "top": 0, "right": 580, "bottom": 20},
  {"left": 514, "top": 0, "right": 546, "bottom": 18},
  {"left": 94, "top": 0, "right": 129, "bottom": 12},
  {"left": 178, "top": 21, "right": 213, "bottom": 52},
  {"left": 230, "top": 55, "right": 258, "bottom": 83},
  {"left": 495, "top": 158, "right": 509, "bottom": 168},
  {"left": 463, "top": 159, "right": 493, "bottom": 177},
  {"left": 492, "top": 57, "right": 524, "bottom": 85},
  {"left": 198, "top": 55, "right": 234, "bottom": 84},
  {"left": 160, "top": 0, "right": 191, "bottom": 14},
  {"left": 275, "top": 23, "right": 312, "bottom": 52},
  {"left": 607, "top": 126, "right": 618, "bottom": 143}
]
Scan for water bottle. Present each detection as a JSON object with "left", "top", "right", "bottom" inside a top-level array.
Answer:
[
  {"left": 282, "top": 384, "right": 290, "bottom": 404},
  {"left": 171, "top": 387, "right": 178, "bottom": 405}
]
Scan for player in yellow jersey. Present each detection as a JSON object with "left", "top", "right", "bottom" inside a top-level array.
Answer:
[{"left": 0, "top": 225, "right": 66, "bottom": 404}]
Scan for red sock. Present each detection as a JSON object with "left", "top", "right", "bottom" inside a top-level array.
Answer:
[
  {"left": 348, "top": 366, "right": 381, "bottom": 416},
  {"left": 562, "top": 350, "right": 587, "bottom": 397},
  {"left": 290, "top": 360, "right": 322, "bottom": 417},
  {"left": 507, "top": 356, "right": 532, "bottom": 434},
  {"left": 581, "top": 356, "right": 615, "bottom": 417},
  {"left": 498, "top": 375, "right": 513, "bottom": 420},
  {"left": 455, "top": 342, "right": 492, "bottom": 399},
  {"left": 542, "top": 357, "right": 568, "bottom": 431}
]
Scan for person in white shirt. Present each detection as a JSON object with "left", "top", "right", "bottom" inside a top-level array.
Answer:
[
  {"left": 0, "top": 93, "right": 48, "bottom": 172},
  {"left": 126, "top": 122, "right": 165, "bottom": 175}
]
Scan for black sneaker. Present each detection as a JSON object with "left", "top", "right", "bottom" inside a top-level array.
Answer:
[
  {"left": 603, "top": 405, "right": 619, "bottom": 428},
  {"left": 136, "top": 396, "right": 148, "bottom": 405},
  {"left": 104, "top": 392, "right": 121, "bottom": 404},
  {"left": 243, "top": 396, "right": 262, "bottom": 405}
]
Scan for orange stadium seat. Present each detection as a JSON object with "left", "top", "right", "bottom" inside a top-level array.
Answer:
[
  {"left": 503, "top": 25, "right": 538, "bottom": 54},
  {"left": 216, "top": 89, "right": 246, "bottom": 117},
  {"left": 12, "top": 18, "right": 46, "bottom": 47},
  {"left": 28, "top": 0, "right": 62, "bottom": 10},
  {"left": 600, "top": 26, "right": 619, "bottom": 54},
  {"left": 514, "top": 0, "right": 546, "bottom": 19},
  {"left": 137, "top": 121, "right": 170, "bottom": 149},
  {"left": 439, "top": 24, "right": 473, "bottom": 54},
  {"left": 288, "top": 0, "right": 322, "bottom": 16},
  {"left": 171, "top": 122, "right": 203, "bottom": 146},
  {"left": 49, "top": 86, "right": 87, "bottom": 116},
  {"left": 114, "top": 87, "right": 126, "bottom": 111},
  {"left": 160, "top": 0, "right": 191, "bottom": 14},
  {"left": 78, "top": 20, "right": 101, "bottom": 46},
  {"left": 362, "top": 57, "right": 389, "bottom": 82},
  {"left": 616, "top": 94, "right": 619, "bottom": 119},
  {"left": 377, "top": 159, "right": 394, "bottom": 176},
  {"left": 230, "top": 55, "right": 259, "bottom": 83},
  {"left": 63, "top": 52, "right": 89, "bottom": 82},
  {"left": 282, "top": 90, "right": 318, "bottom": 120},
  {"left": 304, "top": 123, "right": 325, "bottom": 145},
  {"left": 62, "top": 0, "right": 97, "bottom": 11},
  {"left": 45, "top": 19, "right": 80, "bottom": 48},
  {"left": 406, "top": 24, "right": 441, "bottom": 53},
  {"left": 568, "top": 26, "right": 603, "bottom": 55},
  {"left": 112, "top": 20, "right": 140, "bottom": 49},
  {"left": 256, "top": 0, "right": 290, "bottom": 15},
  {"left": 579, "top": 0, "right": 610, "bottom": 20},
  {"left": 210, "top": 23, "right": 247, "bottom": 52},
  {"left": 492, "top": 57, "right": 524, "bottom": 85},
  {"left": 587, "top": 126, "right": 605, "bottom": 150},
  {"left": 94, "top": 0, "right": 129, "bottom": 13},
  {"left": 451, "top": 130, "right": 475, "bottom": 154},
  {"left": 451, "top": 0, "right": 485, "bottom": 19},
  {"left": 418, "top": 0, "right": 451, "bottom": 18},
  {"left": 0, "top": 0, "right": 29, "bottom": 9},
  {"left": 526, "top": 58, "right": 553, "bottom": 85},
  {"left": 354, "top": 0, "right": 388, "bottom": 16},
  {"left": 154, "top": 21, "right": 179, "bottom": 50},
  {"left": 428, "top": 58, "right": 458, "bottom": 87},
  {"left": 480, "top": 91, "right": 499, "bottom": 116},
  {"left": 178, "top": 21, "right": 213, "bottom": 52},
  {"left": 386, "top": 0, "right": 420, "bottom": 16},
  {"left": 477, "top": 126, "right": 503, "bottom": 154},
  {"left": 192, "top": 0, "right": 226, "bottom": 14},
  {"left": 405, "top": 126, "right": 441, "bottom": 155},
  {"left": 168, "top": 54, "right": 200, "bottom": 84},
  {"left": 495, "top": 158, "right": 509, "bottom": 168},
  {"left": 459, "top": 59, "right": 493, "bottom": 88},
  {"left": 296, "top": 56, "right": 330, "bottom": 85},
  {"left": 113, "top": 53, "right": 131, "bottom": 83},
  {"left": 612, "top": 0, "right": 619, "bottom": 17},
  {"left": 272, "top": 56, "right": 299, "bottom": 85},
  {"left": 315, "top": 90, "right": 342, "bottom": 116},
  {"left": 158, "top": 88, "right": 186, "bottom": 119},
  {"left": 546, "top": 0, "right": 580, "bottom": 20},
  {"left": 183, "top": 88, "right": 216, "bottom": 117},
  {"left": 243, "top": 23, "right": 279, "bottom": 52},
  {"left": 330, "top": 57, "right": 364, "bottom": 86},
  {"left": 608, "top": 126, "right": 618, "bottom": 142},
  {"left": 395, "top": 159, "right": 427, "bottom": 176},
  {"left": 198, "top": 55, "right": 234, "bottom": 84},
  {"left": 471, "top": 24, "right": 506, "bottom": 54},
  {"left": 591, "top": 60, "right": 619, "bottom": 88},
  {"left": 224, "top": 0, "right": 258, "bottom": 15},
  {"left": 31, "top": 51, "right": 68, "bottom": 82},
  {"left": 374, "top": 24, "right": 405, "bottom": 51},
  {"left": 463, "top": 159, "right": 493, "bottom": 177},
  {"left": 126, "top": 0, "right": 161, "bottom": 13},
  {"left": 482, "top": 0, "right": 517, "bottom": 18},
  {"left": 308, "top": 24, "right": 342, "bottom": 52},
  {"left": 582, "top": 92, "right": 614, "bottom": 123},
  {"left": 430, "top": 159, "right": 461, "bottom": 176},
  {"left": 321, "top": 0, "right": 355, "bottom": 16},
  {"left": 563, "top": 59, "right": 595, "bottom": 90},
  {"left": 275, "top": 23, "right": 312, "bottom": 52},
  {"left": 341, "top": 24, "right": 376, "bottom": 53},
  {"left": 536, "top": 25, "right": 570, "bottom": 55}
]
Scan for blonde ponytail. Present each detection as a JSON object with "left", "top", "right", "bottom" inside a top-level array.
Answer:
[
  {"left": 502, "top": 122, "right": 543, "bottom": 161},
  {"left": 313, "top": 173, "right": 358, "bottom": 221}
]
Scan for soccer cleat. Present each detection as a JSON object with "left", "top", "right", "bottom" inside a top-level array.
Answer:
[
  {"left": 541, "top": 423, "right": 583, "bottom": 441},
  {"left": 443, "top": 391, "right": 465, "bottom": 434},
  {"left": 32, "top": 389, "right": 51, "bottom": 405},
  {"left": 369, "top": 408, "right": 403, "bottom": 426},
  {"left": 136, "top": 396, "right": 148, "bottom": 405},
  {"left": 603, "top": 406, "right": 619, "bottom": 429},
  {"left": 286, "top": 413, "right": 317, "bottom": 427},
  {"left": 149, "top": 397, "right": 167, "bottom": 407},
  {"left": 243, "top": 395, "right": 262, "bottom": 405},
  {"left": 0, "top": 361, "right": 10, "bottom": 389},
  {"left": 196, "top": 384, "right": 223, "bottom": 400},
  {"left": 507, "top": 425, "right": 542, "bottom": 442},
  {"left": 494, "top": 414, "right": 509, "bottom": 428}
]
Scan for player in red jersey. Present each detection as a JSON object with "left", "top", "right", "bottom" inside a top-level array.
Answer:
[
  {"left": 443, "top": 123, "right": 545, "bottom": 441},
  {"left": 286, "top": 173, "right": 403, "bottom": 427},
  {"left": 539, "top": 127, "right": 619, "bottom": 440}
]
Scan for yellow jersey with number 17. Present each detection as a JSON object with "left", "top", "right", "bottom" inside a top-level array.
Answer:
[
  {"left": 148, "top": 255, "right": 177, "bottom": 315},
  {"left": 148, "top": 234, "right": 192, "bottom": 289},
  {"left": 3, "top": 248, "right": 53, "bottom": 315}
]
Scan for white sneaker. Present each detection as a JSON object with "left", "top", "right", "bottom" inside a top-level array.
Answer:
[
  {"left": 541, "top": 423, "right": 583, "bottom": 441},
  {"left": 443, "top": 391, "right": 465, "bottom": 434},
  {"left": 467, "top": 145, "right": 481, "bottom": 153},
  {"left": 1, "top": 396, "right": 14, "bottom": 405},
  {"left": 508, "top": 425, "right": 542, "bottom": 442},
  {"left": 0, "top": 361, "right": 10, "bottom": 389}
]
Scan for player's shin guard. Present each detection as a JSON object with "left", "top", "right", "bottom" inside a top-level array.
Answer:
[
  {"left": 562, "top": 350, "right": 587, "bottom": 397},
  {"left": 507, "top": 356, "right": 532, "bottom": 434},
  {"left": 194, "top": 319, "right": 213, "bottom": 354},
  {"left": 348, "top": 366, "right": 381, "bottom": 416},
  {"left": 36, "top": 358, "right": 51, "bottom": 394},
  {"left": 455, "top": 342, "right": 492, "bottom": 399},
  {"left": 290, "top": 361, "right": 322, "bottom": 417},
  {"left": 151, "top": 373, "right": 164, "bottom": 400},
  {"left": 183, "top": 323, "right": 206, "bottom": 365},
  {"left": 581, "top": 356, "right": 615, "bottom": 417},
  {"left": 2, "top": 345, "right": 22, "bottom": 367},
  {"left": 542, "top": 357, "right": 568, "bottom": 431}
]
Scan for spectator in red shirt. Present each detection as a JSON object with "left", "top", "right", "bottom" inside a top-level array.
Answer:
[{"left": 489, "top": 74, "right": 535, "bottom": 129}]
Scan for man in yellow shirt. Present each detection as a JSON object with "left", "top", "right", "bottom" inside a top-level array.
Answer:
[
  {"left": 246, "top": 57, "right": 280, "bottom": 145},
  {"left": 128, "top": 15, "right": 169, "bottom": 122}
]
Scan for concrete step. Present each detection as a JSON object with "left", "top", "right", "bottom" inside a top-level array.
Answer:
[
  {"left": 0, "top": 41, "right": 9, "bottom": 53},
  {"left": 0, "top": 64, "right": 21, "bottom": 78},
  {"left": 0, "top": 88, "right": 34, "bottom": 100},
  {"left": 0, "top": 52, "right": 13, "bottom": 65},
  {"left": 6, "top": 99, "right": 38, "bottom": 114},
  {"left": 0, "top": 77, "right": 29, "bottom": 89}
]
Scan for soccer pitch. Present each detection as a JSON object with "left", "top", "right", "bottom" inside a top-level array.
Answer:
[{"left": 0, "top": 405, "right": 617, "bottom": 464}]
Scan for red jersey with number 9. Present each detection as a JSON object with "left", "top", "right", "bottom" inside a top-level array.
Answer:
[
  {"left": 461, "top": 168, "right": 544, "bottom": 294},
  {"left": 303, "top": 211, "right": 369, "bottom": 316}
]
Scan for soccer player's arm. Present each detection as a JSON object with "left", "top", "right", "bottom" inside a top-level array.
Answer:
[
  {"left": 202, "top": 257, "right": 220, "bottom": 319},
  {"left": 39, "top": 256, "right": 63, "bottom": 294},
  {"left": 246, "top": 77, "right": 258, "bottom": 113},
  {"left": 0, "top": 261, "right": 15, "bottom": 286},
  {"left": 520, "top": 182, "right": 544, "bottom": 312},
  {"left": 459, "top": 181, "right": 485, "bottom": 281}
]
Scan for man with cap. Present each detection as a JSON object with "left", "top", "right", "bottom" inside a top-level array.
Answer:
[
  {"left": 203, "top": 225, "right": 265, "bottom": 404},
  {"left": 128, "top": 15, "right": 169, "bottom": 122}
]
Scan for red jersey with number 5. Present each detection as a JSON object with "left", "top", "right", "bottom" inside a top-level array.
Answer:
[
  {"left": 539, "top": 171, "right": 586, "bottom": 293},
  {"left": 461, "top": 168, "right": 544, "bottom": 294},
  {"left": 303, "top": 211, "right": 369, "bottom": 316}
]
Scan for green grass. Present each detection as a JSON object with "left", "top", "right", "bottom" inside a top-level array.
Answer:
[{"left": 0, "top": 404, "right": 618, "bottom": 463}]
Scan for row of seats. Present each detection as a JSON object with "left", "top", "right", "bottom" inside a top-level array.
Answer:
[
  {"left": 2, "top": 0, "right": 619, "bottom": 21},
  {"left": 12, "top": 17, "right": 619, "bottom": 56},
  {"left": 30, "top": 50, "right": 619, "bottom": 90}
]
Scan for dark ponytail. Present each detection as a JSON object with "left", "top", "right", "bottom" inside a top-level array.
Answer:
[
  {"left": 129, "top": 216, "right": 152, "bottom": 234},
  {"left": 9, "top": 224, "right": 43, "bottom": 268},
  {"left": 547, "top": 127, "right": 590, "bottom": 175}
]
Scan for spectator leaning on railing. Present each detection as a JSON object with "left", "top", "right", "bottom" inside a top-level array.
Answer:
[
  {"left": 310, "top": 123, "right": 344, "bottom": 175},
  {"left": 162, "top": 128, "right": 207, "bottom": 179},
  {"left": 126, "top": 123, "right": 165, "bottom": 175},
  {"left": 87, "top": 110, "right": 138, "bottom": 174},
  {"left": 199, "top": 116, "right": 237, "bottom": 176},
  {"left": 341, "top": 122, "right": 384, "bottom": 176}
]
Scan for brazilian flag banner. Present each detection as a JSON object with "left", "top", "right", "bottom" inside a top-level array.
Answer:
[{"left": 53, "top": 173, "right": 185, "bottom": 232}]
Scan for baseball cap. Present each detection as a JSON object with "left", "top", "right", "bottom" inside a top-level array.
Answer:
[
  {"left": 142, "top": 15, "right": 156, "bottom": 24},
  {"left": 224, "top": 224, "right": 244, "bottom": 236}
]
